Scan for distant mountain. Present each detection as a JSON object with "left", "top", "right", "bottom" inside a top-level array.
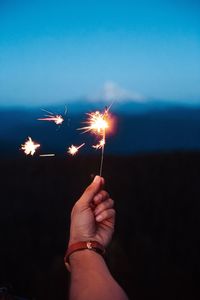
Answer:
[
  {"left": 43, "top": 98, "right": 200, "bottom": 115},
  {"left": 1, "top": 100, "right": 200, "bottom": 157}
]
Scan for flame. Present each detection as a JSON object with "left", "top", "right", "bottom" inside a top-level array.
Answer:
[
  {"left": 21, "top": 137, "right": 40, "bottom": 156},
  {"left": 68, "top": 143, "right": 85, "bottom": 156}
]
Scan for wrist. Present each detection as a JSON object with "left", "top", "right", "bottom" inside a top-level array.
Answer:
[
  {"left": 64, "top": 241, "right": 105, "bottom": 271},
  {"left": 69, "top": 248, "right": 104, "bottom": 264}
]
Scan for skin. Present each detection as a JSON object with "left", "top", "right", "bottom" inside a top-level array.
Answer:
[{"left": 67, "top": 175, "right": 129, "bottom": 300}]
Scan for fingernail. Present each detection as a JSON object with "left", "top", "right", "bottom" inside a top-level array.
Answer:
[
  {"left": 93, "top": 175, "right": 100, "bottom": 183},
  {"left": 96, "top": 214, "right": 102, "bottom": 222}
]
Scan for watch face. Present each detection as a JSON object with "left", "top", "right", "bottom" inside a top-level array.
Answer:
[{"left": 87, "top": 242, "right": 93, "bottom": 249}]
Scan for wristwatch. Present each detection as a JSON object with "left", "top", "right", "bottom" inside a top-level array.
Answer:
[{"left": 64, "top": 241, "right": 105, "bottom": 271}]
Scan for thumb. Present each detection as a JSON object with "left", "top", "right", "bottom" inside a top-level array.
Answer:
[{"left": 79, "top": 176, "right": 104, "bottom": 206}]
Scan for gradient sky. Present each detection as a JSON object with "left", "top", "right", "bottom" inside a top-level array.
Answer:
[{"left": 0, "top": 0, "right": 200, "bottom": 106}]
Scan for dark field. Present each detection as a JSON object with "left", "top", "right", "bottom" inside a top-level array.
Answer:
[{"left": 0, "top": 152, "right": 200, "bottom": 299}]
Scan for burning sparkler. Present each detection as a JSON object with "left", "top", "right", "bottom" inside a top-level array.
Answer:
[
  {"left": 21, "top": 137, "right": 40, "bottom": 156},
  {"left": 68, "top": 143, "right": 85, "bottom": 156},
  {"left": 38, "top": 109, "right": 64, "bottom": 125},
  {"left": 79, "top": 107, "right": 112, "bottom": 176},
  {"left": 79, "top": 110, "right": 109, "bottom": 134}
]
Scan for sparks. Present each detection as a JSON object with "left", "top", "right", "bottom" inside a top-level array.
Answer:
[
  {"left": 92, "top": 138, "right": 105, "bottom": 150},
  {"left": 38, "top": 114, "right": 64, "bottom": 125},
  {"left": 79, "top": 107, "right": 113, "bottom": 176},
  {"left": 68, "top": 143, "right": 85, "bottom": 156},
  {"left": 21, "top": 137, "right": 40, "bottom": 156},
  {"left": 79, "top": 110, "right": 109, "bottom": 135},
  {"left": 38, "top": 109, "right": 64, "bottom": 125}
]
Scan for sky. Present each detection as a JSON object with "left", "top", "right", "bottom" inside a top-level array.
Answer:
[{"left": 0, "top": 0, "right": 200, "bottom": 106}]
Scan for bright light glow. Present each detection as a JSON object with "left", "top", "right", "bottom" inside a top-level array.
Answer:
[
  {"left": 68, "top": 143, "right": 85, "bottom": 156},
  {"left": 79, "top": 107, "right": 113, "bottom": 176},
  {"left": 38, "top": 114, "right": 64, "bottom": 125},
  {"left": 79, "top": 110, "right": 110, "bottom": 135},
  {"left": 21, "top": 137, "right": 40, "bottom": 156}
]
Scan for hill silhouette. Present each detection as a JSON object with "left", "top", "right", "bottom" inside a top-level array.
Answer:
[{"left": 1, "top": 103, "right": 200, "bottom": 157}]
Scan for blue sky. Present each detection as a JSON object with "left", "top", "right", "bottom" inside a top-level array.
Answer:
[{"left": 0, "top": 0, "right": 200, "bottom": 106}]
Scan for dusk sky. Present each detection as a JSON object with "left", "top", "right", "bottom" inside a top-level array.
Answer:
[{"left": 0, "top": 0, "right": 200, "bottom": 106}]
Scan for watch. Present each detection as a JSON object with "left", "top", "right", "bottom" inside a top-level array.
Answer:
[{"left": 64, "top": 241, "right": 105, "bottom": 271}]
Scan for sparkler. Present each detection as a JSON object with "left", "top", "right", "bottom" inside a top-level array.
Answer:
[
  {"left": 38, "top": 109, "right": 64, "bottom": 125},
  {"left": 68, "top": 143, "right": 85, "bottom": 156},
  {"left": 21, "top": 137, "right": 40, "bottom": 156},
  {"left": 79, "top": 108, "right": 112, "bottom": 176}
]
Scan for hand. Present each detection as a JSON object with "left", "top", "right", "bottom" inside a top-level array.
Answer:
[{"left": 68, "top": 176, "right": 115, "bottom": 248}]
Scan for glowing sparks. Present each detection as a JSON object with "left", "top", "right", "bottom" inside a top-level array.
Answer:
[
  {"left": 79, "top": 107, "right": 113, "bottom": 176},
  {"left": 68, "top": 143, "right": 85, "bottom": 156},
  {"left": 38, "top": 114, "right": 64, "bottom": 125},
  {"left": 21, "top": 137, "right": 40, "bottom": 156},
  {"left": 93, "top": 138, "right": 105, "bottom": 150},
  {"left": 38, "top": 109, "right": 64, "bottom": 125},
  {"left": 79, "top": 110, "right": 110, "bottom": 135}
]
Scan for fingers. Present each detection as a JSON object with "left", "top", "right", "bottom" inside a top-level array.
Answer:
[
  {"left": 94, "top": 194, "right": 115, "bottom": 224},
  {"left": 78, "top": 176, "right": 104, "bottom": 206},
  {"left": 93, "top": 190, "right": 110, "bottom": 205},
  {"left": 96, "top": 208, "right": 115, "bottom": 222},
  {"left": 94, "top": 197, "right": 114, "bottom": 216}
]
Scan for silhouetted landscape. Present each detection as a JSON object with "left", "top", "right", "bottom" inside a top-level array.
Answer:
[
  {"left": 1, "top": 151, "right": 200, "bottom": 299},
  {"left": 1, "top": 102, "right": 200, "bottom": 157}
]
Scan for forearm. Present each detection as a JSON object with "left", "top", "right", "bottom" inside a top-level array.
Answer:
[{"left": 69, "top": 250, "right": 128, "bottom": 300}]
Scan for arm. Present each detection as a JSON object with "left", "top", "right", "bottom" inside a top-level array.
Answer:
[{"left": 66, "top": 175, "right": 128, "bottom": 300}]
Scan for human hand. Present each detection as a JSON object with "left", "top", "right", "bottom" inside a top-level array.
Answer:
[{"left": 68, "top": 176, "right": 115, "bottom": 248}]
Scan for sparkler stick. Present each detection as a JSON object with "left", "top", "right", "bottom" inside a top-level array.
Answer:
[
  {"left": 99, "top": 130, "right": 105, "bottom": 176},
  {"left": 68, "top": 143, "right": 85, "bottom": 156},
  {"left": 79, "top": 108, "right": 111, "bottom": 176},
  {"left": 21, "top": 137, "right": 40, "bottom": 156}
]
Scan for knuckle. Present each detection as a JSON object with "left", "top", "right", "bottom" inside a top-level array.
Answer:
[
  {"left": 104, "top": 191, "right": 110, "bottom": 198},
  {"left": 111, "top": 208, "right": 116, "bottom": 217},
  {"left": 109, "top": 198, "right": 114, "bottom": 206},
  {"left": 73, "top": 201, "right": 80, "bottom": 212},
  {"left": 101, "top": 190, "right": 109, "bottom": 198}
]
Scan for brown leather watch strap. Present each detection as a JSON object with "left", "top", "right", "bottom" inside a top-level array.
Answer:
[{"left": 64, "top": 241, "right": 105, "bottom": 271}]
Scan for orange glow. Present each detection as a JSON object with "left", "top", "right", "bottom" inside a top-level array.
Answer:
[
  {"left": 68, "top": 143, "right": 85, "bottom": 156},
  {"left": 21, "top": 137, "right": 40, "bottom": 156}
]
